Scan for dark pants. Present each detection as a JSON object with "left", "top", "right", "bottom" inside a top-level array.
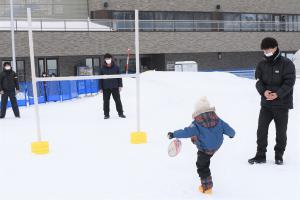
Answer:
[
  {"left": 256, "top": 107, "right": 289, "bottom": 156},
  {"left": 196, "top": 151, "right": 213, "bottom": 179},
  {"left": 103, "top": 88, "right": 123, "bottom": 116},
  {"left": 1, "top": 90, "right": 20, "bottom": 118}
]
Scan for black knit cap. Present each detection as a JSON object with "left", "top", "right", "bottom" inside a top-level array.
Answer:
[
  {"left": 3, "top": 62, "right": 11, "bottom": 67},
  {"left": 261, "top": 37, "right": 278, "bottom": 50},
  {"left": 104, "top": 53, "right": 112, "bottom": 59}
]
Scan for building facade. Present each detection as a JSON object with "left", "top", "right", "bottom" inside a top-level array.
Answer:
[{"left": 0, "top": 0, "right": 300, "bottom": 80}]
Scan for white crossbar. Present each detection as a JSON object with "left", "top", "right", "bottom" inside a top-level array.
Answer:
[{"left": 35, "top": 74, "right": 138, "bottom": 82}]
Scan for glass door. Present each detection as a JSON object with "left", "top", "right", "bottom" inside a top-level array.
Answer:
[
  {"left": 46, "top": 58, "right": 58, "bottom": 76},
  {"left": 16, "top": 60, "right": 26, "bottom": 81}
]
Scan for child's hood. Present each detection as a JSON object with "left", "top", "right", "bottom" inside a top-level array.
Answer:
[{"left": 193, "top": 111, "right": 219, "bottom": 128}]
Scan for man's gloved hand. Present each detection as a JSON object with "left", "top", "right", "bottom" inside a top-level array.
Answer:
[
  {"left": 167, "top": 132, "right": 174, "bottom": 139},
  {"left": 191, "top": 136, "right": 197, "bottom": 144},
  {"left": 0, "top": 90, "right": 4, "bottom": 95}
]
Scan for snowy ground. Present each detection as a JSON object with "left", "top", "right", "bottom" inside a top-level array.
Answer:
[{"left": 0, "top": 71, "right": 299, "bottom": 200}]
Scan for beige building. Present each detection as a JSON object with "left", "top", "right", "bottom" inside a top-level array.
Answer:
[{"left": 0, "top": 0, "right": 299, "bottom": 80}]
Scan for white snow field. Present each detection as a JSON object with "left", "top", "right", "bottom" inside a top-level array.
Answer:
[{"left": 0, "top": 71, "right": 299, "bottom": 200}]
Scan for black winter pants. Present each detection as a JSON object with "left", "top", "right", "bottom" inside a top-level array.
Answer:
[
  {"left": 196, "top": 151, "right": 213, "bottom": 179},
  {"left": 103, "top": 88, "right": 123, "bottom": 116},
  {"left": 256, "top": 107, "right": 289, "bottom": 156},
  {"left": 1, "top": 90, "right": 20, "bottom": 118}
]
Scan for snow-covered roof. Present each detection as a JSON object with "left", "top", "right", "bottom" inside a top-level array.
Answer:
[{"left": 0, "top": 19, "right": 113, "bottom": 31}]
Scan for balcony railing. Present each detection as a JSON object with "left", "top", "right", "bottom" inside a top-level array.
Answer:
[{"left": 0, "top": 19, "right": 299, "bottom": 32}]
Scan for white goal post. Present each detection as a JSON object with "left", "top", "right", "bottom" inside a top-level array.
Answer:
[{"left": 27, "top": 8, "right": 143, "bottom": 147}]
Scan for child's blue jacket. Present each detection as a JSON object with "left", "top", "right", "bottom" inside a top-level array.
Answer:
[{"left": 173, "top": 112, "right": 235, "bottom": 152}]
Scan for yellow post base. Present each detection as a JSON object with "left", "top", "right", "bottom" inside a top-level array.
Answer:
[
  {"left": 31, "top": 141, "right": 49, "bottom": 154},
  {"left": 130, "top": 132, "right": 147, "bottom": 144}
]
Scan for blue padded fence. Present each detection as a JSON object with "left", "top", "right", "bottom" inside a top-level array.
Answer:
[{"left": 0, "top": 79, "right": 99, "bottom": 107}]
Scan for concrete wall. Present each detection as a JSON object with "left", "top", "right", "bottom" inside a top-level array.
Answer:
[
  {"left": 0, "top": 31, "right": 299, "bottom": 57},
  {"left": 165, "top": 52, "right": 263, "bottom": 70}
]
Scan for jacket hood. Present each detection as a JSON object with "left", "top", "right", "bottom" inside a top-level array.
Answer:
[{"left": 194, "top": 111, "right": 219, "bottom": 128}]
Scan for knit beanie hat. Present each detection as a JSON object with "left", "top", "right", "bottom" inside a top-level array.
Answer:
[{"left": 192, "top": 97, "right": 215, "bottom": 118}]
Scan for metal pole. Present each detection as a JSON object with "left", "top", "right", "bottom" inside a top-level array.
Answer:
[
  {"left": 135, "top": 10, "right": 140, "bottom": 132},
  {"left": 126, "top": 48, "right": 131, "bottom": 74},
  {"left": 27, "top": 8, "right": 42, "bottom": 142},
  {"left": 10, "top": 0, "right": 16, "bottom": 71}
]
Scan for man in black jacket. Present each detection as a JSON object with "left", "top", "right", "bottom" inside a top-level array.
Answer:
[
  {"left": 249, "top": 37, "right": 296, "bottom": 165},
  {"left": 99, "top": 53, "right": 125, "bottom": 119},
  {"left": 0, "top": 62, "right": 20, "bottom": 118}
]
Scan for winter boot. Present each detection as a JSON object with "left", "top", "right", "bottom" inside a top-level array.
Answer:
[
  {"left": 248, "top": 154, "right": 266, "bottom": 164},
  {"left": 199, "top": 176, "right": 213, "bottom": 194},
  {"left": 119, "top": 113, "right": 126, "bottom": 118},
  {"left": 275, "top": 154, "right": 283, "bottom": 165}
]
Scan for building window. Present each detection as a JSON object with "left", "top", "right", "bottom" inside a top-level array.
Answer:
[
  {"left": 298, "top": 16, "right": 300, "bottom": 31},
  {"left": 140, "top": 12, "right": 155, "bottom": 31},
  {"left": 241, "top": 14, "right": 257, "bottom": 31},
  {"left": 257, "top": 14, "right": 272, "bottom": 31},
  {"left": 288, "top": 15, "right": 294, "bottom": 32},
  {"left": 112, "top": 11, "right": 134, "bottom": 31},
  {"left": 281, "top": 52, "right": 295, "bottom": 61},
  {"left": 85, "top": 57, "right": 100, "bottom": 75},
  {"left": 38, "top": 59, "right": 45, "bottom": 77},
  {"left": 154, "top": 11, "right": 174, "bottom": 31},
  {"left": 110, "top": 11, "right": 300, "bottom": 32},
  {"left": 38, "top": 58, "right": 58, "bottom": 77},
  {"left": 293, "top": 15, "right": 298, "bottom": 32},
  {"left": 223, "top": 13, "right": 241, "bottom": 31},
  {"left": 174, "top": 12, "right": 194, "bottom": 31},
  {"left": 16, "top": 60, "right": 26, "bottom": 82},
  {"left": 54, "top": 5, "right": 64, "bottom": 15},
  {"left": 280, "top": 15, "right": 288, "bottom": 32},
  {"left": 47, "top": 59, "right": 58, "bottom": 76},
  {"left": 194, "top": 12, "right": 212, "bottom": 31}
]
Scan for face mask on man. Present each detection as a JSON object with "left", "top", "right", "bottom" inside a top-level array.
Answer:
[
  {"left": 105, "top": 59, "right": 112, "bottom": 65},
  {"left": 264, "top": 52, "right": 274, "bottom": 57},
  {"left": 4, "top": 65, "right": 11, "bottom": 70}
]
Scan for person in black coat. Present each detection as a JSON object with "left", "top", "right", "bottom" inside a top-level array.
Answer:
[
  {"left": 99, "top": 53, "right": 125, "bottom": 119},
  {"left": 249, "top": 37, "right": 296, "bottom": 165},
  {"left": 0, "top": 62, "right": 20, "bottom": 118}
]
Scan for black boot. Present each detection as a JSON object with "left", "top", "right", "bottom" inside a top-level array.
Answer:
[
  {"left": 119, "top": 113, "right": 126, "bottom": 118},
  {"left": 248, "top": 154, "right": 266, "bottom": 164},
  {"left": 275, "top": 154, "right": 283, "bottom": 165},
  {"left": 104, "top": 115, "right": 110, "bottom": 119}
]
